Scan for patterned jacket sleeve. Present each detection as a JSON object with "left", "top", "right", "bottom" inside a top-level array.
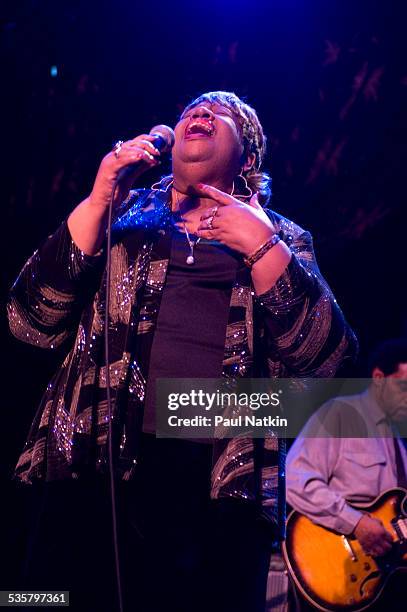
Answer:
[
  {"left": 255, "top": 216, "right": 358, "bottom": 376},
  {"left": 7, "top": 221, "right": 104, "bottom": 349}
]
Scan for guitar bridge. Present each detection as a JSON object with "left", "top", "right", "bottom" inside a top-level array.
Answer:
[{"left": 341, "top": 535, "right": 357, "bottom": 561}]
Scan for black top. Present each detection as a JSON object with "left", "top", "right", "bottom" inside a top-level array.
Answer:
[{"left": 143, "top": 227, "right": 240, "bottom": 432}]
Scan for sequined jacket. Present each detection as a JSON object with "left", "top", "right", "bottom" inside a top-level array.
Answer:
[{"left": 7, "top": 185, "right": 357, "bottom": 534}]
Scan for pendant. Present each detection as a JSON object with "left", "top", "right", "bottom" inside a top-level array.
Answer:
[{"left": 186, "top": 255, "right": 195, "bottom": 265}]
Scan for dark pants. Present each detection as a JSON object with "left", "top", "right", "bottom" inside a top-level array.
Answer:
[{"left": 21, "top": 437, "right": 274, "bottom": 612}]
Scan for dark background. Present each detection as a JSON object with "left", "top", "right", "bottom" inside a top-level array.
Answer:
[{"left": 1, "top": 0, "right": 406, "bottom": 589}]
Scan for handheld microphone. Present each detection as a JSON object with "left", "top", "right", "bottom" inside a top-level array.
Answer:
[
  {"left": 149, "top": 124, "right": 175, "bottom": 153},
  {"left": 117, "top": 124, "right": 175, "bottom": 181}
]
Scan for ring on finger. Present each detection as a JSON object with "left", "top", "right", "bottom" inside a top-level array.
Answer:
[
  {"left": 211, "top": 206, "right": 219, "bottom": 217},
  {"left": 207, "top": 215, "right": 214, "bottom": 230},
  {"left": 113, "top": 140, "right": 124, "bottom": 158}
]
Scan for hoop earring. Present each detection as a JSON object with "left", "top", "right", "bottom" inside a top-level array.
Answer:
[
  {"left": 231, "top": 173, "right": 253, "bottom": 199},
  {"left": 151, "top": 176, "right": 173, "bottom": 192}
]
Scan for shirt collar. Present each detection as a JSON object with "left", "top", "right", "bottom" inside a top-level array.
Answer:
[{"left": 362, "top": 385, "right": 389, "bottom": 426}]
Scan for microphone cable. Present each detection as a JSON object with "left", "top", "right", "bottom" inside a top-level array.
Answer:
[
  {"left": 105, "top": 176, "right": 124, "bottom": 612},
  {"left": 103, "top": 126, "right": 174, "bottom": 612}
]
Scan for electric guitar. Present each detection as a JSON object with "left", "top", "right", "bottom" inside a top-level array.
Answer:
[{"left": 282, "top": 488, "right": 407, "bottom": 611}]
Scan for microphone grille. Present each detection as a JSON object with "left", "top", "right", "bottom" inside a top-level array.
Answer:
[{"left": 149, "top": 124, "right": 175, "bottom": 152}]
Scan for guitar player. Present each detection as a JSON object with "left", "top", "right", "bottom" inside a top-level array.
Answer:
[{"left": 286, "top": 338, "right": 407, "bottom": 610}]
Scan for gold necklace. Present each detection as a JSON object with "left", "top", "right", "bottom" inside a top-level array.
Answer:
[{"left": 173, "top": 189, "right": 201, "bottom": 265}]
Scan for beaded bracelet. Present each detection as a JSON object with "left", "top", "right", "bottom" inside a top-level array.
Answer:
[{"left": 243, "top": 234, "right": 281, "bottom": 268}]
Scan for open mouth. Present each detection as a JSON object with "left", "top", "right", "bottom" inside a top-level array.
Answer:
[{"left": 185, "top": 119, "right": 215, "bottom": 139}]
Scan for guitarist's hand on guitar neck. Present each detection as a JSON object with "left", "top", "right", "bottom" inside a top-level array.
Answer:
[{"left": 353, "top": 514, "right": 394, "bottom": 557}]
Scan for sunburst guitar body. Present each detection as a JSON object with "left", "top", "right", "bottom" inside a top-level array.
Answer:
[{"left": 283, "top": 488, "right": 407, "bottom": 611}]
